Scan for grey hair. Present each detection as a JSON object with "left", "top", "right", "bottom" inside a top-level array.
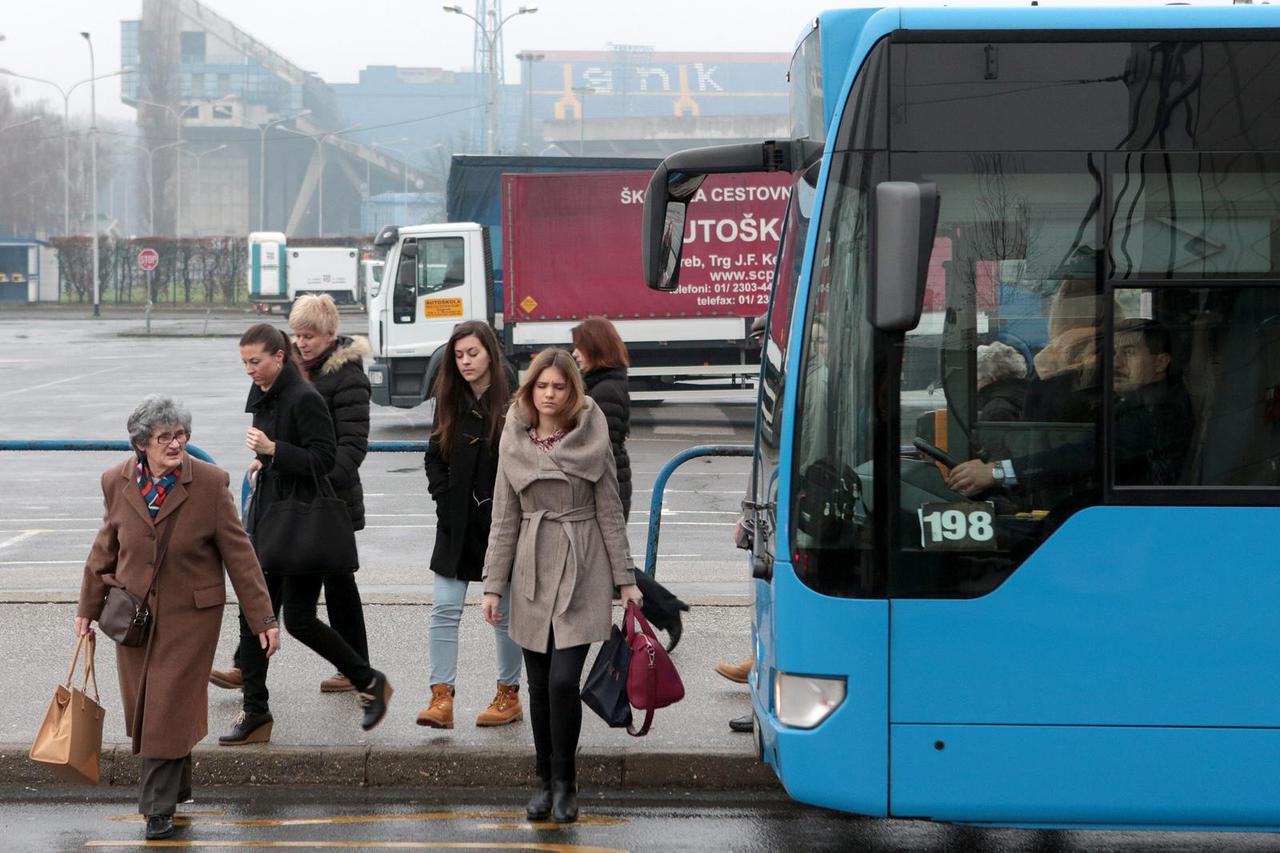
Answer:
[
  {"left": 126, "top": 395, "right": 193, "bottom": 451},
  {"left": 976, "top": 341, "right": 1028, "bottom": 385}
]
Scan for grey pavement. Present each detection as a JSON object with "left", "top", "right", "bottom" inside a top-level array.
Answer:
[{"left": 0, "top": 311, "right": 768, "bottom": 791}]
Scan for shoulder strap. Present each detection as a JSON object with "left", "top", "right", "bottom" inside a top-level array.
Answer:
[{"left": 627, "top": 642, "right": 657, "bottom": 737}]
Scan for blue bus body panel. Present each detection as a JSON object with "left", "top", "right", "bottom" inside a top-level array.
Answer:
[
  {"left": 890, "top": 507, "right": 1280, "bottom": 824},
  {"left": 891, "top": 726, "right": 1280, "bottom": 828},
  {"left": 756, "top": 562, "right": 890, "bottom": 817}
]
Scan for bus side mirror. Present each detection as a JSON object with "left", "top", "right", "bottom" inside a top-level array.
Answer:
[{"left": 871, "top": 181, "right": 939, "bottom": 333}]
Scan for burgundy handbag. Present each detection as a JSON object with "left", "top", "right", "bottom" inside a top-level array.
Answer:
[{"left": 623, "top": 601, "right": 685, "bottom": 736}]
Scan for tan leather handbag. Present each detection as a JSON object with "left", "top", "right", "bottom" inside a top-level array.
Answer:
[{"left": 29, "top": 633, "right": 105, "bottom": 784}]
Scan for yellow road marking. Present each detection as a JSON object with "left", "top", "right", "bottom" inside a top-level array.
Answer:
[
  {"left": 476, "top": 816, "right": 628, "bottom": 831},
  {"left": 85, "top": 842, "right": 628, "bottom": 851}
]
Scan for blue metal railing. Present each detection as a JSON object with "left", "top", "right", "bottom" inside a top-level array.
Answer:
[
  {"left": 644, "top": 444, "right": 752, "bottom": 578},
  {"left": 240, "top": 440, "right": 428, "bottom": 506},
  {"left": 0, "top": 440, "right": 217, "bottom": 463}
]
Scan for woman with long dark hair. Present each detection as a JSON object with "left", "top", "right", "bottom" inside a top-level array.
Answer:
[
  {"left": 481, "top": 347, "right": 643, "bottom": 824},
  {"left": 218, "top": 323, "right": 391, "bottom": 746},
  {"left": 572, "top": 317, "right": 689, "bottom": 650},
  {"left": 418, "top": 321, "right": 524, "bottom": 729}
]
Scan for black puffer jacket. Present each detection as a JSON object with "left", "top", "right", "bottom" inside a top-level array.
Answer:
[
  {"left": 582, "top": 367, "right": 632, "bottom": 518},
  {"left": 301, "top": 336, "right": 371, "bottom": 531}
]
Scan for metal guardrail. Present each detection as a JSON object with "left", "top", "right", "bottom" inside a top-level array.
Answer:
[
  {"left": 644, "top": 444, "right": 752, "bottom": 578},
  {"left": 0, "top": 440, "right": 217, "bottom": 464},
  {"left": 240, "top": 440, "right": 428, "bottom": 506}
]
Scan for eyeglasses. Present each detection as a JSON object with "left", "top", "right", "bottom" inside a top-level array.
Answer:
[{"left": 152, "top": 429, "right": 189, "bottom": 446}]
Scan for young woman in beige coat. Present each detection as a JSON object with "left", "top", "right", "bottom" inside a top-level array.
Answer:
[{"left": 481, "top": 348, "right": 642, "bottom": 825}]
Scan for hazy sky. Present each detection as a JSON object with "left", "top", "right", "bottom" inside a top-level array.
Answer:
[{"left": 1, "top": 0, "right": 1239, "bottom": 122}]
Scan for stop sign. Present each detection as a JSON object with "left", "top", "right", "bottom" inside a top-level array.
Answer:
[{"left": 138, "top": 248, "right": 159, "bottom": 271}]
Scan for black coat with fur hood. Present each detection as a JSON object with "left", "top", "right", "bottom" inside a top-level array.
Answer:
[{"left": 301, "top": 335, "right": 371, "bottom": 531}]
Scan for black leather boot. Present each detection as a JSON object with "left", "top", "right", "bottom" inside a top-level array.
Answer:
[
  {"left": 526, "top": 777, "right": 553, "bottom": 821},
  {"left": 359, "top": 670, "right": 393, "bottom": 731},
  {"left": 217, "top": 710, "right": 273, "bottom": 745},
  {"left": 145, "top": 814, "right": 175, "bottom": 840},
  {"left": 550, "top": 780, "right": 578, "bottom": 824}
]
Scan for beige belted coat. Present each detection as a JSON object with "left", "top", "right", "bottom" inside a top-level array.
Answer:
[{"left": 482, "top": 397, "right": 635, "bottom": 652}]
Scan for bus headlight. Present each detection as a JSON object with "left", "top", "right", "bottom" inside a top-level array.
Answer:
[{"left": 774, "top": 672, "right": 846, "bottom": 729}]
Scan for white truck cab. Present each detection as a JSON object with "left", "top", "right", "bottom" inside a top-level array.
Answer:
[{"left": 366, "top": 223, "right": 493, "bottom": 408}]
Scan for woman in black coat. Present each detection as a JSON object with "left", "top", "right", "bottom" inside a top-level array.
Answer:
[
  {"left": 417, "top": 321, "right": 524, "bottom": 730},
  {"left": 291, "top": 294, "right": 372, "bottom": 694},
  {"left": 571, "top": 317, "right": 689, "bottom": 650},
  {"left": 218, "top": 324, "right": 391, "bottom": 746}
]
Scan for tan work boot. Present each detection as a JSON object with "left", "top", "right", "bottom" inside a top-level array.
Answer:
[
  {"left": 415, "top": 684, "right": 455, "bottom": 729},
  {"left": 714, "top": 658, "right": 752, "bottom": 684},
  {"left": 320, "top": 673, "right": 354, "bottom": 693},
  {"left": 209, "top": 667, "right": 243, "bottom": 690},
  {"left": 475, "top": 683, "right": 523, "bottom": 727}
]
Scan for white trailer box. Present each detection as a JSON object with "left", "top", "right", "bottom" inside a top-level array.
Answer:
[{"left": 287, "top": 247, "right": 360, "bottom": 304}]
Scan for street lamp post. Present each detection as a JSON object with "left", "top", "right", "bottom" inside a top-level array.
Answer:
[
  {"left": 280, "top": 123, "right": 360, "bottom": 236},
  {"left": 135, "top": 96, "right": 231, "bottom": 237},
  {"left": 0, "top": 66, "right": 132, "bottom": 237},
  {"left": 80, "top": 31, "right": 99, "bottom": 317},
  {"left": 367, "top": 137, "right": 410, "bottom": 199},
  {"left": 181, "top": 144, "right": 227, "bottom": 236},
  {"left": 515, "top": 51, "right": 544, "bottom": 152},
  {"left": 443, "top": 4, "right": 538, "bottom": 155},
  {"left": 572, "top": 86, "right": 595, "bottom": 156},
  {"left": 257, "top": 110, "right": 311, "bottom": 232}
]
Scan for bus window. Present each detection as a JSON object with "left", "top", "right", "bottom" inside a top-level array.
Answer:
[
  {"left": 790, "top": 152, "right": 882, "bottom": 597},
  {"left": 892, "top": 153, "right": 1104, "bottom": 598},
  {"left": 1110, "top": 154, "right": 1280, "bottom": 279},
  {"left": 1112, "top": 286, "right": 1280, "bottom": 491}
]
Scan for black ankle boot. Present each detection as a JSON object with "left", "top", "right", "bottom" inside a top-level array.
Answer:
[
  {"left": 526, "top": 777, "right": 552, "bottom": 821},
  {"left": 550, "top": 780, "right": 578, "bottom": 824}
]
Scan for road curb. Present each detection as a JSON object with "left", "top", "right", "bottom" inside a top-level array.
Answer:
[{"left": 5, "top": 744, "right": 778, "bottom": 791}]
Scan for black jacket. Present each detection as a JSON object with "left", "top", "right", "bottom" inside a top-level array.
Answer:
[
  {"left": 582, "top": 366, "right": 633, "bottom": 518},
  {"left": 977, "top": 378, "right": 1027, "bottom": 423},
  {"left": 424, "top": 392, "right": 499, "bottom": 582},
  {"left": 245, "top": 360, "right": 339, "bottom": 571},
  {"left": 302, "top": 336, "right": 371, "bottom": 531}
]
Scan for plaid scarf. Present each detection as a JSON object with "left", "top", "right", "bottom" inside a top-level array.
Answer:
[{"left": 135, "top": 455, "right": 181, "bottom": 518}]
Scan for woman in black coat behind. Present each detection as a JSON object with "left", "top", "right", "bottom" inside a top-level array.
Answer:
[
  {"left": 571, "top": 317, "right": 689, "bottom": 650},
  {"left": 418, "top": 321, "right": 524, "bottom": 729},
  {"left": 218, "top": 324, "right": 391, "bottom": 746}
]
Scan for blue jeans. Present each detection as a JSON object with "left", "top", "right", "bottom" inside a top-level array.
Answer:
[{"left": 429, "top": 573, "right": 522, "bottom": 687}]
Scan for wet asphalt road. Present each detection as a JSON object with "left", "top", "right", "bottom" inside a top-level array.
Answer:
[{"left": 7, "top": 786, "right": 1280, "bottom": 852}]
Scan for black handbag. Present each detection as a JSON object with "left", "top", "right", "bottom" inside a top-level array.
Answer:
[
  {"left": 99, "top": 505, "right": 181, "bottom": 647},
  {"left": 580, "top": 624, "right": 633, "bottom": 728},
  {"left": 253, "top": 458, "right": 358, "bottom": 575}
]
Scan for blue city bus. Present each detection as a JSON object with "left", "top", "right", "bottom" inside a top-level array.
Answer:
[{"left": 642, "top": 5, "right": 1280, "bottom": 829}]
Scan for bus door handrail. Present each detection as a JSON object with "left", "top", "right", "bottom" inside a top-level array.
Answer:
[{"left": 645, "top": 444, "right": 752, "bottom": 579}]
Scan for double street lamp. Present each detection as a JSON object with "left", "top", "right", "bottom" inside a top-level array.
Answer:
[
  {"left": 257, "top": 110, "right": 311, "bottom": 231},
  {"left": 181, "top": 144, "right": 227, "bottom": 236},
  {"left": 443, "top": 4, "right": 538, "bottom": 155},
  {"left": 0, "top": 65, "right": 134, "bottom": 237},
  {"left": 279, "top": 122, "right": 361, "bottom": 236},
  {"left": 81, "top": 30, "right": 99, "bottom": 317},
  {"left": 369, "top": 138, "right": 411, "bottom": 196},
  {"left": 134, "top": 95, "right": 232, "bottom": 237}
]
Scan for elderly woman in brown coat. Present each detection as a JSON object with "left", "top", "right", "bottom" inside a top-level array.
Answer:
[
  {"left": 75, "top": 395, "right": 278, "bottom": 842},
  {"left": 481, "top": 348, "right": 642, "bottom": 825}
]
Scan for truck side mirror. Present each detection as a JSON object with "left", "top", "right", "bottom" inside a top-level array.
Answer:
[
  {"left": 396, "top": 256, "right": 416, "bottom": 290},
  {"left": 399, "top": 241, "right": 418, "bottom": 260},
  {"left": 870, "top": 181, "right": 939, "bottom": 333}
]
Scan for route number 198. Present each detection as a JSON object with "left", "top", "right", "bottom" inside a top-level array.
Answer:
[{"left": 917, "top": 502, "right": 998, "bottom": 551}]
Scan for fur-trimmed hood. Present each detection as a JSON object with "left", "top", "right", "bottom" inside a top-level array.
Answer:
[{"left": 316, "top": 335, "right": 370, "bottom": 377}]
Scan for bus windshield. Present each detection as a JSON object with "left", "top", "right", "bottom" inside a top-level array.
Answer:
[{"left": 793, "top": 35, "right": 1280, "bottom": 599}]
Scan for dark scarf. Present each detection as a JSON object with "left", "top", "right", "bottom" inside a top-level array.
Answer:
[{"left": 135, "top": 454, "right": 181, "bottom": 518}]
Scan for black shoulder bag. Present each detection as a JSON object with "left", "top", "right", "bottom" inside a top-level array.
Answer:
[
  {"left": 99, "top": 506, "right": 182, "bottom": 647},
  {"left": 254, "top": 458, "right": 358, "bottom": 575}
]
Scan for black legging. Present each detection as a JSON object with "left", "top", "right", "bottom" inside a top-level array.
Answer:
[
  {"left": 522, "top": 629, "right": 590, "bottom": 783},
  {"left": 239, "top": 572, "right": 375, "bottom": 715}
]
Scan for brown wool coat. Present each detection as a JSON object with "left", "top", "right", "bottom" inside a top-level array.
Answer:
[
  {"left": 76, "top": 454, "right": 275, "bottom": 759},
  {"left": 482, "top": 398, "right": 636, "bottom": 652}
]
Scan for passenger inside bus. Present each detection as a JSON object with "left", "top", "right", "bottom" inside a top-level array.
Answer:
[{"left": 947, "top": 318, "right": 1192, "bottom": 495}]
